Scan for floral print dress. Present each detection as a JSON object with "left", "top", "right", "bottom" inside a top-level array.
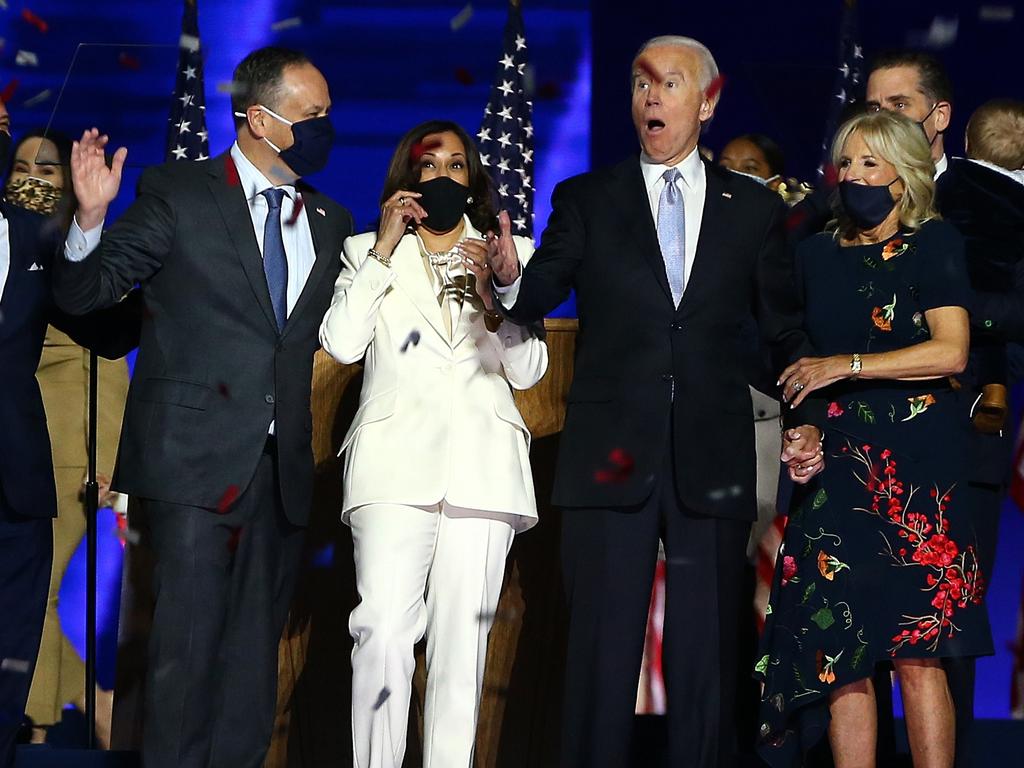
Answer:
[{"left": 754, "top": 220, "right": 993, "bottom": 766}]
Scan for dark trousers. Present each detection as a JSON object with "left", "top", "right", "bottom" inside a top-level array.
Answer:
[
  {"left": 0, "top": 511, "right": 52, "bottom": 768},
  {"left": 141, "top": 449, "right": 304, "bottom": 768},
  {"left": 559, "top": 452, "right": 751, "bottom": 768}
]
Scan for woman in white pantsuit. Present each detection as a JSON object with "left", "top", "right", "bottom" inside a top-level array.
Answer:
[{"left": 319, "top": 120, "right": 547, "bottom": 768}]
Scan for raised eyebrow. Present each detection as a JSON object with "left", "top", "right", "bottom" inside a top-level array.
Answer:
[{"left": 885, "top": 94, "right": 912, "bottom": 104}]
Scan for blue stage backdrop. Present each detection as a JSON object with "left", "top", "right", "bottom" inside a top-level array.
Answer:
[{"left": 1, "top": 0, "right": 1022, "bottom": 722}]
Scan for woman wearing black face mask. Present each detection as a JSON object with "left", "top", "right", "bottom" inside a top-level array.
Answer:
[
  {"left": 319, "top": 120, "right": 547, "bottom": 768},
  {"left": 755, "top": 111, "right": 990, "bottom": 768}
]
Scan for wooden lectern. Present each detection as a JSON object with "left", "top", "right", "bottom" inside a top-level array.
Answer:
[{"left": 265, "top": 318, "right": 577, "bottom": 767}]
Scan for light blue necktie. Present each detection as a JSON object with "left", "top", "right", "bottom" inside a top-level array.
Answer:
[
  {"left": 261, "top": 188, "right": 289, "bottom": 330},
  {"left": 657, "top": 168, "right": 685, "bottom": 307}
]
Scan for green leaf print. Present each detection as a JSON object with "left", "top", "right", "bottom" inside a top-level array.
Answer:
[
  {"left": 754, "top": 654, "right": 770, "bottom": 675},
  {"left": 812, "top": 489, "right": 828, "bottom": 510},
  {"left": 801, "top": 582, "right": 817, "bottom": 604},
  {"left": 811, "top": 607, "right": 835, "bottom": 630},
  {"left": 851, "top": 644, "right": 867, "bottom": 671},
  {"left": 853, "top": 401, "right": 875, "bottom": 424}
]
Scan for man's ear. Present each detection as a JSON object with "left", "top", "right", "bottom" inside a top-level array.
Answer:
[{"left": 934, "top": 100, "right": 952, "bottom": 133}]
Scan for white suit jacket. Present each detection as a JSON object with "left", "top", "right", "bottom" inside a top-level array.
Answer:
[{"left": 319, "top": 218, "right": 548, "bottom": 530}]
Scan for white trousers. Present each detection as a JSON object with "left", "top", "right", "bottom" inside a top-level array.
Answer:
[{"left": 348, "top": 502, "right": 514, "bottom": 768}]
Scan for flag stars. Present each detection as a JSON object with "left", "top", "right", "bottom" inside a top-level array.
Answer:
[
  {"left": 497, "top": 158, "right": 511, "bottom": 174},
  {"left": 498, "top": 183, "right": 509, "bottom": 197},
  {"left": 480, "top": 153, "right": 490, "bottom": 166},
  {"left": 497, "top": 106, "right": 513, "bottom": 121},
  {"left": 513, "top": 216, "right": 526, "bottom": 231},
  {"left": 179, "top": 93, "right": 194, "bottom": 107},
  {"left": 198, "top": 129, "right": 208, "bottom": 142},
  {"left": 497, "top": 132, "right": 512, "bottom": 148},
  {"left": 172, "top": 145, "right": 188, "bottom": 160},
  {"left": 499, "top": 80, "right": 514, "bottom": 97},
  {"left": 177, "top": 120, "right": 191, "bottom": 134},
  {"left": 500, "top": 54, "right": 514, "bottom": 70},
  {"left": 477, "top": 127, "right": 491, "bottom": 142},
  {"left": 515, "top": 35, "right": 526, "bottom": 50},
  {"left": 522, "top": 148, "right": 533, "bottom": 163},
  {"left": 183, "top": 66, "right": 197, "bottom": 80},
  {"left": 523, "top": 123, "right": 534, "bottom": 138}
]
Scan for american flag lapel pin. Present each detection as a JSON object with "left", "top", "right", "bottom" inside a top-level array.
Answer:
[{"left": 316, "top": 207, "right": 326, "bottom": 217}]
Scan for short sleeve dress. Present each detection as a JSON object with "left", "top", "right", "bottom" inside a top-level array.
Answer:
[{"left": 754, "top": 219, "right": 993, "bottom": 767}]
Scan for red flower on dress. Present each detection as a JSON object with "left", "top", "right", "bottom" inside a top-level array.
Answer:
[
  {"left": 827, "top": 401, "right": 845, "bottom": 418},
  {"left": 781, "top": 555, "right": 797, "bottom": 586}
]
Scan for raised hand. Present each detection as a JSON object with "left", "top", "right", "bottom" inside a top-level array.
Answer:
[
  {"left": 486, "top": 210, "right": 520, "bottom": 286},
  {"left": 72, "top": 128, "right": 128, "bottom": 231}
]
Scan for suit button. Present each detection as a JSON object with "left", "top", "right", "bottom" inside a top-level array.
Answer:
[
  {"left": 757, "top": 409, "right": 767, "bottom": 418},
  {"left": 265, "top": 394, "right": 275, "bottom": 404},
  {"left": 671, "top": 322, "right": 683, "bottom": 331},
  {"left": 661, "top": 373, "right": 674, "bottom": 383}
]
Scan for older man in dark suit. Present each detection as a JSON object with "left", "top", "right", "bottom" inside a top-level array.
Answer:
[
  {"left": 490, "top": 35, "right": 824, "bottom": 768},
  {"left": 53, "top": 47, "right": 352, "bottom": 768},
  {"left": 0, "top": 98, "right": 138, "bottom": 767}
]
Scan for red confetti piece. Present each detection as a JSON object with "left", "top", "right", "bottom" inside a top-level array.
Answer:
[
  {"left": 224, "top": 155, "right": 240, "bottom": 187},
  {"left": 537, "top": 81, "right": 561, "bottom": 100},
  {"left": 285, "top": 193, "right": 304, "bottom": 226},
  {"left": 21, "top": 9, "right": 48, "bottom": 34},
  {"left": 822, "top": 163, "right": 839, "bottom": 189},
  {"left": 410, "top": 138, "right": 442, "bottom": 164},
  {"left": 785, "top": 207, "right": 808, "bottom": 233},
  {"left": 594, "top": 448, "right": 635, "bottom": 483},
  {"left": 118, "top": 52, "right": 141, "bottom": 71},
  {"left": 0, "top": 79, "right": 18, "bottom": 103},
  {"left": 454, "top": 67, "right": 474, "bottom": 86},
  {"left": 226, "top": 526, "right": 243, "bottom": 554},
  {"left": 216, "top": 484, "right": 240, "bottom": 513},
  {"left": 705, "top": 74, "right": 726, "bottom": 101}
]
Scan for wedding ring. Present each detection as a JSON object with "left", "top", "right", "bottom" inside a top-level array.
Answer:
[
  {"left": 398, "top": 197, "right": 407, "bottom": 206},
  {"left": 793, "top": 382, "right": 805, "bottom": 392}
]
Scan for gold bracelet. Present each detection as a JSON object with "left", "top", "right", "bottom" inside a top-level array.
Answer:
[
  {"left": 850, "top": 353, "right": 862, "bottom": 378},
  {"left": 367, "top": 247, "right": 392, "bottom": 269}
]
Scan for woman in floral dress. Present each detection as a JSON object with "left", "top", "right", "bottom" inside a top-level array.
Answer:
[{"left": 756, "top": 111, "right": 992, "bottom": 767}]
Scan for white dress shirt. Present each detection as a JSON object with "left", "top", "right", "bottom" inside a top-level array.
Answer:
[
  {"left": 934, "top": 153, "right": 949, "bottom": 180},
  {"left": 497, "top": 147, "right": 708, "bottom": 308},
  {"left": 0, "top": 212, "right": 9, "bottom": 305},
  {"left": 640, "top": 146, "right": 707, "bottom": 295},
  {"left": 65, "top": 142, "right": 317, "bottom": 320}
]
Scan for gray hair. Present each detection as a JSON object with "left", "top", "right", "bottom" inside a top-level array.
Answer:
[{"left": 632, "top": 36, "right": 719, "bottom": 92}]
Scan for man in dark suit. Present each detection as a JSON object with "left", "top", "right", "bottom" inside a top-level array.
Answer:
[
  {"left": 489, "top": 35, "right": 823, "bottom": 768},
  {"left": 0, "top": 98, "right": 138, "bottom": 767},
  {"left": 53, "top": 47, "right": 353, "bottom": 768}
]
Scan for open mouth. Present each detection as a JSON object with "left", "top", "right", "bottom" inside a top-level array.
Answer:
[{"left": 646, "top": 119, "right": 666, "bottom": 132}]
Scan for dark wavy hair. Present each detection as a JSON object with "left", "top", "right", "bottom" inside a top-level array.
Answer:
[
  {"left": 5, "top": 128, "right": 77, "bottom": 231},
  {"left": 380, "top": 120, "right": 497, "bottom": 234}
]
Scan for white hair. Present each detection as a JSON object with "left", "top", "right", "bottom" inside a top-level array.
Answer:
[{"left": 633, "top": 35, "right": 719, "bottom": 92}]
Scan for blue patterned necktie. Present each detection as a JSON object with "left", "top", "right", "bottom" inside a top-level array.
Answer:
[
  {"left": 261, "top": 188, "right": 289, "bottom": 330},
  {"left": 657, "top": 168, "right": 685, "bottom": 307}
]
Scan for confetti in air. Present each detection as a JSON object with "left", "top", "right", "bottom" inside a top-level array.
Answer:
[
  {"left": 216, "top": 485, "right": 240, "bottom": 513},
  {"left": 271, "top": 16, "right": 302, "bottom": 31},
  {"left": 22, "top": 88, "right": 50, "bottom": 107},
  {"left": 594, "top": 448, "right": 635, "bottom": 484},
  {"left": 20, "top": 8, "right": 48, "bottom": 33},
  {"left": 400, "top": 330, "right": 421, "bottom": 353},
  {"left": 0, "top": 658, "right": 30, "bottom": 674},
  {"left": 15, "top": 50, "right": 39, "bottom": 67},
  {"left": 450, "top": 3, "right": 474, "bottom": 31},
  {"left": 285, "top": 194, "right": 305, "bottom": 226},
  {"left": 373, "top": 688, "right": 391, "bottom": 710}
]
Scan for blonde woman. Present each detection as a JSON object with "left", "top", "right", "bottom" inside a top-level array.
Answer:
[
  {"left": 319, "top": 120, "right": 546, "bottom": 768},
  {"left": 755, "top": 111, "right": 992, "bottom": 767}
]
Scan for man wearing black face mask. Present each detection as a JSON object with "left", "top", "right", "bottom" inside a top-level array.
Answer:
[
  {"left": 52, "top": 47, "right": 353, "bottom": 768},
  {"left": 0, "top": 99, "right": 139, "bottom": 766}
]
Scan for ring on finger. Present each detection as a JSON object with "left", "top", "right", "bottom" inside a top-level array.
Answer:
[
  {"left": 398, "top": 196, "right": 407, "bottom": 206},
  {"left": 793, "top": 381, "right": 805, "bottom": 392}
]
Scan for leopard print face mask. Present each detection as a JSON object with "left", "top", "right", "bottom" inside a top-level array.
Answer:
[{"left": 4, "top": 175, "right": 63, "bottom": 215}]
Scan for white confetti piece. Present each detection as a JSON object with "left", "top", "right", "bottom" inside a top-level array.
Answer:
[
  {"left": 15, "top": 49, "right": 38, "bottom": 67},
  {"left": 271, "top": 17, "right": 302, "bottom": 31},
  {"left": 450, "top": 3, "right": 474, "bottom": 31},
  {"left": 979, "top": 5, "right": 1014, "bottom": 21},
  {"left": 23, "top": 88, "right": 50, "bottom": 107},
  {"left": 216, "top": 80, "right": 244, "bottom": 95},
  {"left": 179, "top": 34, "right": 200, "bottom": 52},
  {"left": 1, "top": 658, "right": 30, "bottom": 674}
]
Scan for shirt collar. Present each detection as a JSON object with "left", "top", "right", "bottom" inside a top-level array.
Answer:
[
  {"left": 933, "top": 153, "right": 948, "bottom": 180},
  {"left": 640, "top": 145, "right": 704, "bottom": 194},
  {"left": 230, "top": 142, "right": 295, "bottom": 202},
  {"left": 963, "top": 157, "right": 1024, "bottom": 187}
]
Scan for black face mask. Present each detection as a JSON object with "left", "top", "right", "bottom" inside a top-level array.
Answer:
[
  {"left": 839, "top": 179, "right": 899, "bottom": 230},
  {"left": 0, "top": 131, "right": 10, "bottom": 170},
  {"left": 918, "top": 102, "right": 940, "bottom": 147},
  {"left": 238, "top": 105, "right": 335, "bottom": 178},
  {"left": 414, "top": 176, "right": 471, "bottom": 233}
]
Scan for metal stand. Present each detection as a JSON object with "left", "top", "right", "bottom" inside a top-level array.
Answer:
[{"left": 84, "top": 350, "right": 99, "bottom": 749}]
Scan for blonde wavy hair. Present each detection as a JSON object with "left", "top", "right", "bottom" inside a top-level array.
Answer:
[{"left": 830, "top": 110, "right": 938, "bottom": 237}]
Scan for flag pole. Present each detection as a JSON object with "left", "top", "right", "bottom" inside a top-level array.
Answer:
[{"left": 85, "top": 354, "right": 99, "bottom": 749}]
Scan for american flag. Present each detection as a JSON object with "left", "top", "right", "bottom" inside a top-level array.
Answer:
[
  {"left": 476, "top": 0, "right": 534, "bottom": 237},
  {"left": 816, "top": 0, "right": 863, "bottom": 179},
  {"left": 166, "top": 0, "right": 209, "bottom": 163}
]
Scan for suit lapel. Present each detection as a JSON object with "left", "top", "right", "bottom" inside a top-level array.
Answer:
[
  {"left": 391, "top": 235, "right": 451, "bottom": 345},
  {"left": 615, "top": 160, "right": 673, "bottom": 305},
  {"left": 281, "top": 189, "right": 334, "bottom": 340},
  {"left": 677, "top": 164, "right": 729, "bottom": 315},
  {"left": 207, "top": 153, "right": 279, "bottom": 333}
]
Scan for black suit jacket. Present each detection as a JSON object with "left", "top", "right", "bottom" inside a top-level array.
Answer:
[
  {"left": 53, "top": 152, "right": 353, "bottom": 525},
  {"left": 0, "top": 201, "right": 139, "bottom": 520},
  {"left": 505, "top": 157, "right": 815, "bottom": 520},
  {"left": 937, "top": 159, "right": 1024, "bottom": 486}
]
